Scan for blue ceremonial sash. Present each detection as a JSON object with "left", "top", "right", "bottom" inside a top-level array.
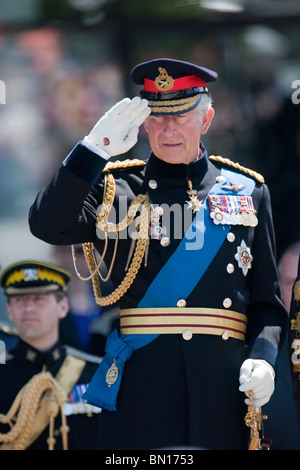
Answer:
[
  {"left": 139, "top": 168, "right": 256, "bottom": 307},
  {"left": 83, "top": 167, "right": 256, "bottom": 410}
]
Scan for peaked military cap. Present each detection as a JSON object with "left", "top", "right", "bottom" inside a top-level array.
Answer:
[
  {"left": 131, "top": 58, "right": 218, "bottom": 116},
  {"left": 0, "top": 260, "right": 71, "bottom": 296}
]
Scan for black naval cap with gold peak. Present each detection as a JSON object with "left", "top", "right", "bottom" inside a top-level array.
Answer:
[
  {"left": 0, "top": 260, "right": 71, "bottom": 297},
  {"left": 131, "top": 58, "right": 218, "bottom": 116}
]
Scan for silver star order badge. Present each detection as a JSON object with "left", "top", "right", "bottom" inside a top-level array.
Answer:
[
  {"left": 234, "top": 239, "right": 253, "bottom": 276},
  {"left": 186, "top": 177, "right": 203, "bottom": 213},
  {"left": 186, "top": 195, "right": 203, "bottom": 213}
]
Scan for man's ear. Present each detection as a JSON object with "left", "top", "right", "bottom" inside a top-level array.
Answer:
[
  {"left": 6, "top": 302, "right": 13, "bottom": 322},
  {"left": 201, "top": 107, "right": 214, "bottom": 135},
  {"left": 143, "top": 119, "right": 149, "bottom": 133},
  {"left": 58, "top": 296, "right": 69, "bottom": 320}
]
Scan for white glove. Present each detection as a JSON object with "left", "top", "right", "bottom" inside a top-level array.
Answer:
[
  {"left": 239, "top": 359, "right": 275, "bottom": 407},
  {"left": 83, "top": 96, "right": 151, "bottom": 157}
]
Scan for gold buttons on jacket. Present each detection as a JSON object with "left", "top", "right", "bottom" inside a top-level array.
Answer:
[
  {"left": 222, "top": 331, "right": 229, "bottom": 340},
  {"left": 226, "top": 263, "right": 234, "bottom": 274},
  {"left": 227, "top": 232, "right": 235, "bottom": 243},
  {"left": 177, "top": 299, "right": 186, "bottom": 308},
  {"left": 216, "top": 175, "right": 226, "bottom": 183},
  {"left": 160, "top": 237, "right": 170, "bottom": 247},
  {"left": 223, "top": 298, "right": 232, "bottom": 309},
  {"left": 148, "top": 179, "right": 158, "bottom": 189},
  {"left": 182, "top": 330, "right": 193, "bottom": 340}
]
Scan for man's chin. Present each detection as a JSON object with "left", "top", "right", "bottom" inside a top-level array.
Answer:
[{"left": 156, "top": 151, "right": 188, "bottom": 165}]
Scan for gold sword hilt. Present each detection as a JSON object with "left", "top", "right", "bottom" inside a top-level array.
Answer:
[{"left": 244, "top": 390, "right": 269, "bottom": 450}]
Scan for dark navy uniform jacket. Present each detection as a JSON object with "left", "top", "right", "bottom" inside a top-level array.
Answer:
[
  {"left": 0, "top": 339, "right": 102, "bottom": 450},
  {"left": 28, "top": 142, "right": 287, "bottom": 450}
]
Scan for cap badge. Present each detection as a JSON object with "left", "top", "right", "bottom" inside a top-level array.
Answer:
[
  {"left": 154, "top": 67, "right": 175, "bottom": 92},
  {"left": 24, "top": 268, "right": 39, "bottom": 282}
]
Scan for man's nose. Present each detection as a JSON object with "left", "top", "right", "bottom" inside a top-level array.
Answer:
[
  {"left": 23, "top": 298, "right": 35, "bottom": 310},
  {"left": 163, "top": 116, "right": 177, "bottom": 133}
]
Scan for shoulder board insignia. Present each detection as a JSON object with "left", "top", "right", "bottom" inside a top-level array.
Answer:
[
  {"left": 103, "top": 158, "right": 146, "bottom": 173},
  {"left": 209, "top": 155, "right": 265, "bottom": 184},
  {"left": 0, "top": 321, "right": 18, "bottom": 336},
  {"left": 65, "top": 345, "right": 103, "bottom": 364}
]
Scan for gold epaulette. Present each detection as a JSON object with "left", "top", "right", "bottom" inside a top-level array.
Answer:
[
  {"left": 209, "top": 155, "right": 265, "bottom": 184},
  {"left": 0, "top": 321, "right": 18, "bottom": 336},
  {"left": 103, "top": 159, "right": 147, "bottom": 173}
]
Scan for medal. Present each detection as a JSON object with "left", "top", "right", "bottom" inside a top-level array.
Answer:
[
  {"left": 235, "top": 240, "right": 253, "bottom": 276},
  {"left": 210, "top": 208, "right": 224, "bottom": 224},
  {"left": 208, "top": 194, "right": 258, "bottom": 227},
  {"left": 149, "top": 205, "right": 168, "bottom": 242},
  {"left": 186, "top": 178, "right": 203, "bottom": 213},
  {"left": 106, "top": 359, "right": 119, "bottom": 387},
  {"left": 248, "top": 212, "right": 258, "bottom": 227}
]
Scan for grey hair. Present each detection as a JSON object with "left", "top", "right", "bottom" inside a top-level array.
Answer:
[{"left": 196, "top": 93, "right": 213, "bottom": 119}]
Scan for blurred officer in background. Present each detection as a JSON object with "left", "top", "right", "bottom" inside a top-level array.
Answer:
[
  {"left": 0, "top": 260, "right": 102, "bottom": 450},
  {"left": 263, "top": 243, "right": 300, "bottom": 449}
]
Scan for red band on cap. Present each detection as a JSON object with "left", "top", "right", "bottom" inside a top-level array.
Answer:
[{"left": 144, "top": 75, "right": 206, "bottom": 92}]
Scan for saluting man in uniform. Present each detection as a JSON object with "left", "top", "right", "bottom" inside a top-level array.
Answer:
[
  {"left": 0, "top": 261, "right": 102, "bottom": 450},
  {"left": 29, "top": 58, "right": 287, "bottom": 450}
]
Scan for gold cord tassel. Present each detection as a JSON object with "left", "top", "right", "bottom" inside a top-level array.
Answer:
[
  {"left": 75, "top": 194, "right": 151, "bottom": 307},
  {"left": 72, "top": 166, "right": 152, "bottom": 307},
  {"left": 0, "top": 372, "right": 68, "bottom": 450},
  {"left": 60, "top": 408, "right": 69, "bottom": 451}
]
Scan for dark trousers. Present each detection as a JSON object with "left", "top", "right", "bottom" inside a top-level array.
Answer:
[{"left": 97, "top": 334, "right": 248, "bottom": 450}]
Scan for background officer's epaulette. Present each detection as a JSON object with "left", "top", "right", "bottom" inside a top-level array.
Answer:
[
  {"left": 0, "top": 321, "right": 18, "bottom": 336},
  {"left": 102, "top": 158, "right": 146, "bottom": 173},
  {"left": 65, "top": 345, "right": 103, "bottom": 364},
  {"left": 209, "top": 155, "right": 265, "bottom": 184}
]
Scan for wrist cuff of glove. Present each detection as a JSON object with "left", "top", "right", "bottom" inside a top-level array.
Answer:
[
  {"left": 82, "top": 136, "right": 111, "bottom": 160},
  {"left": 259, "top": 359, "right": 275, "bottom": 378}
]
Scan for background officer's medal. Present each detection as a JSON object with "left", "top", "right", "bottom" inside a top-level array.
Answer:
[
  {"left": 235, "top": 240, "right": 253, "bottom": 276},
  {"left": 106, "top": 359, "right": 119, "bottom": 387},
  {"left": 154, "top": 67, "right": 175, "bottom": 91}
]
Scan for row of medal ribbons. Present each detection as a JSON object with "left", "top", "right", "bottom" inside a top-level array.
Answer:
[
  {"left": 64, "top": 383, "right": 102, "bottom": 415},
  {"left": 208, "top": 194, "right": 258, "bottom": 227}
]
